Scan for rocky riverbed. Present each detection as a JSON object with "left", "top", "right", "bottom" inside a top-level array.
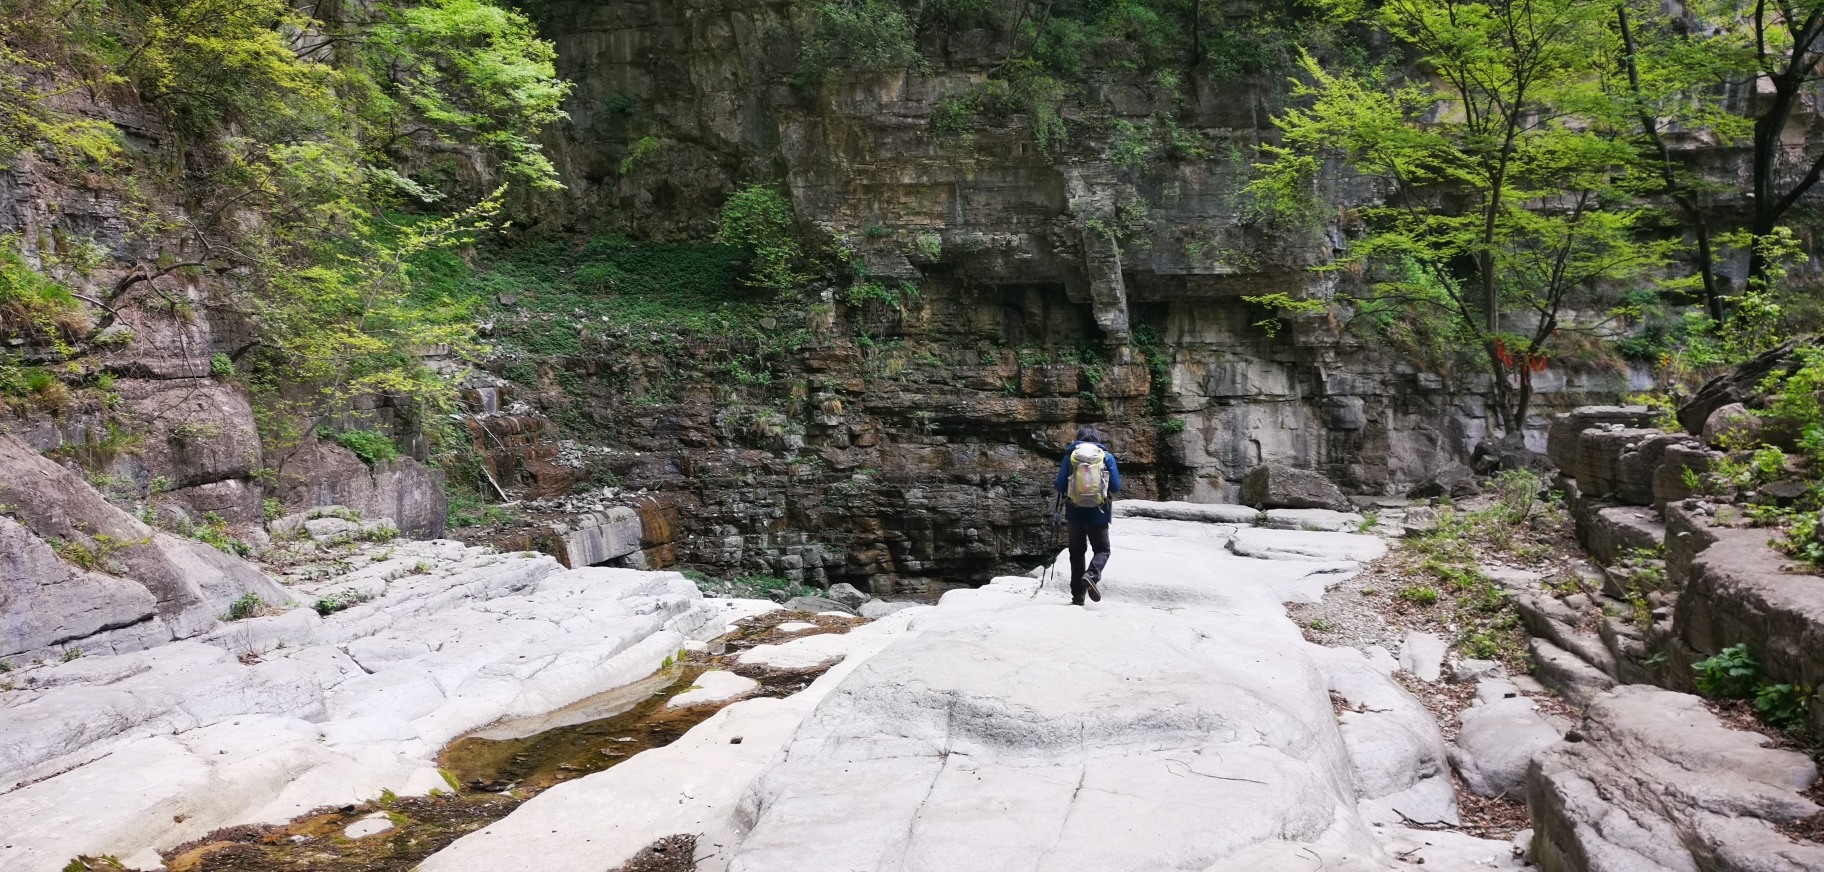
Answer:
[{"left": 14, "top": 498, "right": 1821, "bottom": 872}]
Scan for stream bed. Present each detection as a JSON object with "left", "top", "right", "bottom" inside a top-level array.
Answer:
[{"left": 148, "top": 611, "right": 858, "bottom": 872}]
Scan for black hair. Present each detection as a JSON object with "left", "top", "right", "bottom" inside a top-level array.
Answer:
[{"left": 1075, "top": 426, "right": 1104, "bottom": 444}]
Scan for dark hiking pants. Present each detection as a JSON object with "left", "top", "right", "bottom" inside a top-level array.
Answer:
[{"left": 1067, "top": 521, "right": 1111, "bottom": 603}]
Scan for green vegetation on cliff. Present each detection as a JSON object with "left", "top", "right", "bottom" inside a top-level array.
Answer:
[{"left": 0, "top": 0, "right": 568, "bottom": 454}]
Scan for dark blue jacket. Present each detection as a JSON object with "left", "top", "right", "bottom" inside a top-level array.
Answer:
[{"left": 1053, "top": 441, "right": 1122, "bottom": 525}]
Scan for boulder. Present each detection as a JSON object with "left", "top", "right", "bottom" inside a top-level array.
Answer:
[
  {"left": 1239, "top": 463, "right": 1352, "bottom": 511},
  {"left": 1472, "top": 432, "right": 1551, "bottom": 476},
  {"left": 782, "top": 595, "right": 856, "bottom": 616},
  {"left": 0, "top": 435, "right": 286, "bottom": 644},
  {"left": 858, "top": 599, "right": 917, "bottom": 620},
  {"left": 1702, "top": 402, "right": 1763, "bottom": 449},
  {"left": 827, "top": 583, "right": 871, "bottom": 611},
  {"left": 1406, "top": 462, "right": 1482, "bottom": 500},
  {"left": 1398, "top": 631, "right": 1448, "bottom": 683},
  {"left": 1450, "top": 695, "right": 1562, "bottom": 799},
  {"left": 274, "top": 434, "right": 447, "bottom": 539},
  {"left": 1528, "top": 686, "right": 1824, "bottom": 872},
  {"left": 0, "top": 516, "right": 160, "bottom": 660}
]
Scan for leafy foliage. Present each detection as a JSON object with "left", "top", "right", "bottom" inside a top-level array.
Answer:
[
  {"left": 794, "top": 0, "right": 927, "bottom": 88},
  {"left": 718, "top": 185, "right": 811, "bottom": 291},
  {"left": 0, "top": 0, "right": 569, "bottom": 452},
  {"left": 322, "top": 428, "right": 404, "bottom": 465},
  {"left": 1252, "top": 0, "right": 1673, "bottom": 433}
]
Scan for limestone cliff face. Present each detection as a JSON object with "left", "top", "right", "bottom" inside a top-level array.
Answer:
[
  {"left": 524, "top": 0, "right": 1635, "bottom": 485},
  {"left": 413, "top": 0, "right": 1640, "bottom": 590}
]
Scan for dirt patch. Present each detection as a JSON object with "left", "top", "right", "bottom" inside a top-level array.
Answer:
[
  {"left": 614, "top": 834, "right": 697, "bottom": 872},
  {"left": 1779, "top": 783, "right": 1824, "bottom": 845}
]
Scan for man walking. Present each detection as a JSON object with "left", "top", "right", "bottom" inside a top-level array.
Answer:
[{"left": 1053, "top": 426, "right": 1121, "bottom": 605}]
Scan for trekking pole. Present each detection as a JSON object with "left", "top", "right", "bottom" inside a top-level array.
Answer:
[{"left": 1035, "top": 491, "right": 1062, "bottom": 598}]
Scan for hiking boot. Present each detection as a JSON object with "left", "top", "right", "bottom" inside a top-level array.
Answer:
[
  {"left": 1070, "top": 598, "right": 1085, "bottom": 606},
  {"left": 1084, "top": 570, "right": 1102, "bottom": 602}
]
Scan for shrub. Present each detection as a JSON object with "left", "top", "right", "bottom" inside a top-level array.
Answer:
[
  {"left": 223, "top": 593, "right": 270, "bottom": 622},
  {"left": 313, "top": 588, "right": 374, "bottom": 616},
  {"left": 1755, "top": 682, "right": 1815, "bottom": 733},
  {"left": 717, "top": 185, "right": 809, "bottom": 291},
  {"left": 793, "top": 0, "right": 926, "bottom": 88},
  {"left": 322, "top": 428, "right": 401, "bottom": 465},
  {"left": 210, "top": 353, "right": 235, "bottom": 377},
  {"left": 1693, "top": 644, "right": 1760, "bottom": 698}
]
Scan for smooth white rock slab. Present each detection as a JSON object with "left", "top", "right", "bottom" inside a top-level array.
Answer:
[
  {"left": 0, "top": 560, "right": 725, "bottom": 871},
  {"left": 721, "top": 515, "right": 1455, "bottom": 871},
  {"left": 421, "top": 608, "right": 920, "bottom": 872},
  {"left": 1264, "top": 508, "right": 1368, "bottom": 532},
  {"left": 666, "top": 670, "right": 760, "bottom": 709},
  {"left": 345, "top": 813, "right": 396, "bottom": 839},
  {"left": 735, "top": 632, "right": 858, "bottom": 671},
  {"left": 1399, "top": 631, "right": 1448, "bottom": 683},
  {"left": 1113, "top": 500, "right": 1262, "bottom": 524},
  {"left": 773, "top": 621, "right": 815, "bottom": 633},
  {"left": 1228, "top": 527, "right": 1388, "bottom": 563}
]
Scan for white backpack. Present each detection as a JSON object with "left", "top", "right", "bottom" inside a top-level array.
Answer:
[{"left": 1067, "top": 443, "right": 1111, "bottom": 507}]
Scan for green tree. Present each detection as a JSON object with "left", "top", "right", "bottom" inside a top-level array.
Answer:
[
  {"left": 1252, "top": 0, "right": 1671, "bottom": 433},
  {"left": 0, "top": 0, "right": 571, "bottom": 443}
]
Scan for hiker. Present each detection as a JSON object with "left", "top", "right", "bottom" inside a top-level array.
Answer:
[{"left": 1053, "top": 426, "right": 1121, "bottom": 605}]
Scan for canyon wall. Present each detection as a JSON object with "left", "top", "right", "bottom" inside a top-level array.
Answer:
[{"left": 460, "top": 0, "right": 1639, "bottom": 588}]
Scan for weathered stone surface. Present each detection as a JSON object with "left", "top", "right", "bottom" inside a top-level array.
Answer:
[
  {"left": 1571, "top": 427, "right": 1663, "bottom": 501},
  {"left": 1515, "top": 594, "right": 1619, "bottom": 680},
  {"left": 1451, "top": 695, "right": 1562, "bottom": 800},
  {"left": 1653, "top": 443, "right": 1717, "bottom": 509},
  {"left": 1574, "top": 504, "right": 1665, "bottom": 567},
  {"left": 1240, "top": 463, "right": 1352, "bottom": 511},
  {"left": 1526, "top": 638, "right": 1616, "bottom": 709},
  {"left": 1399, "top": 631, "right": 1448, "bottom": 683},
  {"left": 0, "top": 516, "right": 159, "bottom": 660},
  {"left": 274, "top": 434, "right": 447, "bottom": 539},
  {"left": 1668, "top": 512, "right": 1824, "bottom": 736},
  {"left": 0, "top": 434, "right": 286, "bottom": 644},
  {"left": 115, "top": 378, "right": 261, "bottom": 490},
  {"left": 1407, "top": 461, "right": 1481, "bottom": 500},
  {"left": 722, "top": 516, "right": 1455, "bottom": 871},
  {"left": 1546, "top": 406, "right": 1658, "bottom": 474},
  {"left": 547, "top": 506, "right": 642, "bottom": 568},
  {"left": 782, "top": 595, "right": 855, "bottom": 616},
  {"left": 1528, "top": 686, "right": 1824, "bottom": 872},
  {"left": 666, "top": 670, "right": 760, "bottom": 709}
]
